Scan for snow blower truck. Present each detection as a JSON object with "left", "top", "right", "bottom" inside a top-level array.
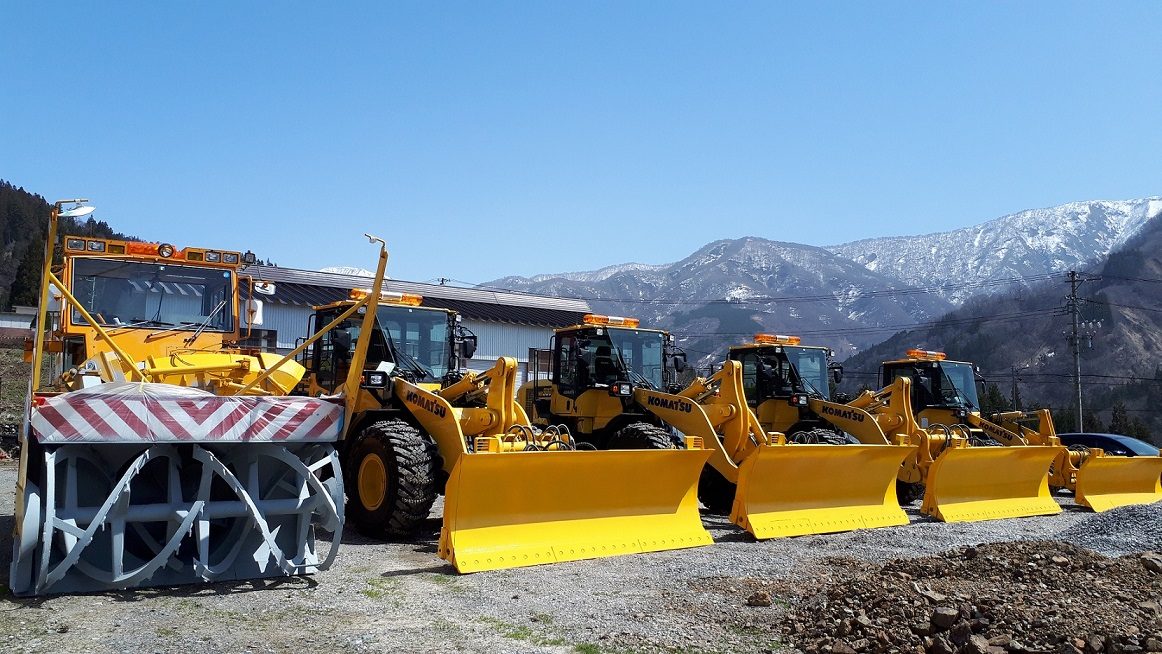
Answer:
[
  {"left": 12, "top": 200, "right": 344, "bottom": 596},
  {"left": 881, "top": 351, "right": 1162, "bottom": 513},
  {"left": 519, "top": 318, "right": 917, "bottom": 540},
  {"left": 266, "top": 259, "right": 712, "bottom": 574}
]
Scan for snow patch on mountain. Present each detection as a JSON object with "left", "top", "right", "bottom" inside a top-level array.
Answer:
[
  {"left": 828, "top": 198, "right": 1161, "bottom": 303},
  {"left": 320, "top": 266, "right": 376, "bottom": 277}
]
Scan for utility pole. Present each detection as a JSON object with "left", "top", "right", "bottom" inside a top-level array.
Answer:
[
  {"left": 1067, "top": 271, "right": 1083, "bottom": 429},
  {"left": 1064, "top": 270, "right": 1101, "bottom": 430},
  {"left": 1009, "top": 365, "right": 1022, "bottom": 410}
]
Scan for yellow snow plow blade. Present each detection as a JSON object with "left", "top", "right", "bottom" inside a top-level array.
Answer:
[
  {"left": 439, "top": 448, "right": 713, "bottom": 573},
  {"left": 1075, "top": 455, "right": 1162, "bottom": 512},
  {"left": 922, "top": 445, "right": 1063, "bottom": 522},
  {"left": 730, "top": 444, "right": 916, "bottom": 539}
]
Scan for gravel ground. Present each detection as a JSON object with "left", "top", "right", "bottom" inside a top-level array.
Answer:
[{"left": 1, "top": 459, "right": 1159, "bottom": 654}]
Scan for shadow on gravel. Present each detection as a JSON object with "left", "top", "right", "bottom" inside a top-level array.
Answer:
[
  {"left": 0, "top": 568, "right": 320, "bottom": 609},
  {"left": 379, "top": 564, "right": 453, "bottom": 578},
  {"left": 0, "top": 513, "right": 13, "bottom": 589}
]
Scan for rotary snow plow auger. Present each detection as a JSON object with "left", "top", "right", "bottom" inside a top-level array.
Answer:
[
  {"left": 865, "top": 349, "right": 1064, "bottom": 522},
  {"left": 988, "top": 410, "right": 1162, "bottom": 512},
  {"left": 11, "top": 200, "right": 343, "bottom": 596},
  {"left": 291, "top": 283, "right": 711, "bottom": 574},
  {"left": 519, "top": 319, "right": 914, "bottom": 539}
]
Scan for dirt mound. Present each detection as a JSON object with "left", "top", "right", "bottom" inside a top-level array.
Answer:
[{"left": 777, "top": 541, "right": 1162, "bottom": 653}]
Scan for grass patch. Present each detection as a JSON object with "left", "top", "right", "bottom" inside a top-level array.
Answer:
[
  {"left": 361, "top": 577, "right": 399, "bottom": 599},
  {"left": 479, "top": 616, "right": 565, "bottom": 646},
  {"left": 573, "top": 644, "right": 602, "bottom": 654},
  {"left": 156, "top": 626, "right": 178, "bottom": 637},
  {"left": 530, "top": 611, "right": 554, "bottom": 625}
]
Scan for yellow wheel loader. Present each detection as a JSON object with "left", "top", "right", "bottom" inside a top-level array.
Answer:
[
  {"left": 880, "top": 351, "right": 1162, "bottom": 513},
  {"left": 12, "top": 201, "right": 343, "bottom": 596},
  {"left": 288, "top": 275, "right": 711, "bottom": 573},
  {"left": 867, "top": 349, "right": 1066, "bottom": 521},
  {"left": 520, "top": 320, "right": 917, "bottom": 539},
  {"left": 728, "top": 338, "right": 1066, "bottom": 523},
  {"left": 988, "top": 410, "right": 1162, "bottom": 511}
]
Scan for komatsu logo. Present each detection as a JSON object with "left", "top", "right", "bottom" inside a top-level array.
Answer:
[
  {"left": 405, "top": 390, "right": 446, "bottom": 418},
  {"left": 820, "top": 405, "right": 865, "bottom": 423},
  {"left": 646, "top": 396, "right": 693, "bottom": 413}
]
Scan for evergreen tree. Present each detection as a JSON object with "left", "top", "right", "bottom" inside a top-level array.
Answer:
[
  {"left": 1107, "top": 400, "right": 1131, "bottom": 435},
  {"left": 979, "top": 383, "right": 1012, "bottom": 418}
]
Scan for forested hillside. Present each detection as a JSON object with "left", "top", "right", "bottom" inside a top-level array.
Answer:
[
  {"left": 0, "top": 181, "right": 129, "bottom": 309},
  {"left": 839, "top": 217, "right": 1162, "bottom": 443}
]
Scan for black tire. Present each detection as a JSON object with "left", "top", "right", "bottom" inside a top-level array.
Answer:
[
  {"left": 344, "top": 419, "right": 438, "bottom": 539},
  {"left": 698, "top": 466, "right": 736, "bottom": 514},
  {"left": 896, "top": 480, "right": 925, "bottom": 506},
  {"left": 788, "top": 427, "right": 849, "bottom": 445},
  {"left": 608, "top": 422, "right": 675, "bottom": 450}
]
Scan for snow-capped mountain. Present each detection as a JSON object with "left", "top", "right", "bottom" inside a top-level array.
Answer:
[
  {"left": 492, "top": 238, "right": 953, "bottom": 365},
  {"left": 827, "top": 198, "right": 1162, "bottom": 303},
  {"left": 489, "top": 197, "right": 1160, "bottom": 364}
]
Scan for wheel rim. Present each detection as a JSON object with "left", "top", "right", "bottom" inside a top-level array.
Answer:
[{"left": 357, "top": 454, "right": 388, "bottom": 511}]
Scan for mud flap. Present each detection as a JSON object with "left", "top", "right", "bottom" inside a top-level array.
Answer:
[
  {"left": 1075, "top": 455, "right": 1162, "bottom": 512},
  {"left": 922, "top": 446, "right": 1063, "bottom": 522},
  {"left": 439, "top": 449, "right": 713, "bottom": 573},
  {"left": 730, "top": 444, "right": 916, "bottom": 539}
]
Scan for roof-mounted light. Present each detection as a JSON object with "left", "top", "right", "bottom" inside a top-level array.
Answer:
[
  {"left": 583, "top": 314, "right": 640, "bottom": 328},
  {"left": 754, "top": 333, "right": 801, "bottom": 345},
  {"left": 158, "top": 243, "right": 175, "bottom": 258},
  {"left": 349, "top": 288, "right": 423, "bottom": 305},
  {"left": 906, "top": 348, "right": 946, "bottom": 361}
]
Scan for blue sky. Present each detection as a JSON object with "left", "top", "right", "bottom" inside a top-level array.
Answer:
[{"left": 3, "top": 2, "right": 1160, "bottom": 283}]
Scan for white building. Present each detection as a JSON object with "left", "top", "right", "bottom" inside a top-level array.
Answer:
[{"left": 243, "top": 265, "right": 590, "bottom": 383}]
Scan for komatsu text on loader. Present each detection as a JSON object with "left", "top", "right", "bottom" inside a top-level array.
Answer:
[
  {"left": 520, "top": 319, "right": 917, "bottom": 540},
  {"left": 12, "top": 200, "right": 344, "bottom": 596},
  {"left": 279, "top": 264, "right": 712, "bottom": 573},
  {"left": 881, "top": 350, "right": 1162, "bottom": 513}
]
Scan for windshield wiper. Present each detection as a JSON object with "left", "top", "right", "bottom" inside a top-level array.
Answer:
[
  {"left": 382, "top": 327, "right": 433, "bottom": 380},
  {"left": 608, "top": 340, "right": 655, "bottom": 390},
  {"left": 937, "top": 367, "right": 975, "bottom": 409}
]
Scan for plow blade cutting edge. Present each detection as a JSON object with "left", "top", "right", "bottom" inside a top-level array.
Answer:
[
  {"left": 1074, "top": 455, "right": 1162, "bottom": 512},
  {"left": 439, "top": 449, "right": 713, "bottom": 573},
  {"left": 922, "top": 446, "right": 1062, "bottom": 522},
  {"left": 730, "top": 444, "right": 916, "bottom": 539}
]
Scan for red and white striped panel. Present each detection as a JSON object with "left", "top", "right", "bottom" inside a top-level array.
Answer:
[{"left": 31, "top": 386, "right": 343, "bottom": 444}]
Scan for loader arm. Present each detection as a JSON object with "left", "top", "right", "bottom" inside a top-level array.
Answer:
[
  {"left": 397, "top": 357, "right": 538, "bottom": 475},
  {"left": 806, "top": 398, "right": 892, "bottom": 445},
  {"left": 963, "top": 412, "right": 1028, "bottom": 447},
  {"left": 634, "top": 360, "right": 770, "bottom": 484}
]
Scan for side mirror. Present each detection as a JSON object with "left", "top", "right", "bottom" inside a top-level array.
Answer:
[
  {"left": 672, "top": 352, "right": 688, "bottom": 373},
  {"left": 246, "top": 298, "right": 264, "bottom": 327},
  {"left": 361, "top": 370, "right": 390, "bottom": 389},
  {"left": 459, "top": 334, "right": 477, "bottom": 360},
  {"left": 829, "top": 362, "right": 843, "bottom": 384}
]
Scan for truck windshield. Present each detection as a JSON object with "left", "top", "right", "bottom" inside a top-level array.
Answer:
[
  {"left": 606, "top": 328, "right": 665, "bottom": 390},
  {"left": 884, "top": 360, "right": 981, "bottom": 411},
  {"left": 376, "top": 305, "right": 452, "bottom": 380},
  {"left": 784, "top": 346, "right": 830, "bottom": 400},
  {"left": 70, "top": 258, "right": 234, "bottom": 331}
]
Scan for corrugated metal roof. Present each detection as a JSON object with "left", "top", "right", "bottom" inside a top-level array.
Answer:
[
  {"left": 245, "top": 265, "right": 590, "bottom": 313},
  {"left": 249, "top": 275, "right": 589, "bottom": 328}
]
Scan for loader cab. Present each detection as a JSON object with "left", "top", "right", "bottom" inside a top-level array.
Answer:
[
  {"left": 304, "top": 291, "right": 458, "bottom": 394},
  {"left": 729, "top": 334, "right": 840, "bottom": 435},
  {"left": 729, "top": 336, "right": 834, "bottom": 403},
  {"left": 530, "top": 314, "right": 683, "bottom": 441},
  {"left": 880, "top": 349, "right": 981, "bottom": 425}
]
